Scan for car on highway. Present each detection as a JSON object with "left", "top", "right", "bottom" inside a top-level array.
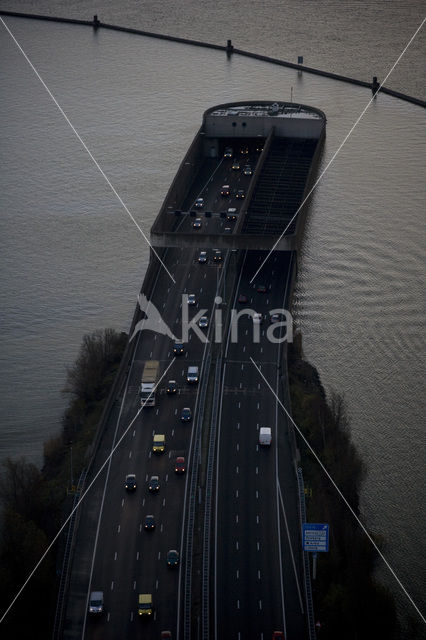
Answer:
[
  {"left": 198, "top": 250, "right": 207, "bottom": 263},
  {"left": 236, "top": 189, "right": 245, "bottom": 199},
  {"left": 270, "top": 313, "right": 281, "bottom": 324},
  {"left": 257, "top": 284, "right": 267, "bottom": 293},
  {"left": 240, "top": 145, "right": 249, "bottom": 155},
  {"left": 186, "top": 366, "right": 199, "bottom": 383},
  {"left": 243, "top": 165, "right": 253, "bottom": 175},
  {"left": 138, "top": 593, "right": 153, "bottom": 616},
  {"left": 231, "top": 159, "right": 240, "bottom": 170},
  {"left": 125, "top": 473, "right": 136, "bottom": 491},
  {"left": 144, "top": 514, "right": 155, "bottom": 531},
  {"left": 272, "top": 632, "right": 285, "bottom": 640},
  {"left": 88, "top": 591, "right": 103, "bottom": 614},
  {"left": 253, "top": 312, "right": 263, "bottom": 324},
  {"left": 256, "top": 143, "right": 264, "bottom": 152},
  {"left": 152, "top": 434, "right": 165, "bottom": 453},
  {"left": 166, "top": 380, "right": 177, "bottom": 394},
  {"left": 180, "top": 407, "right": 192, "bottom": 422},
  {"left": 223, "top": 146, "right": 233, "bottom": 158},
  {"left": 148, "top": 475, "right": 160, "bottom": 492},
  {"left": 173, "top": 342, "right": 184, "bottom": 355},
  {"left": 167, "top": 549, "right": 180, "bottom": 567},
  {"left": 220, "top": 184, "right": 230, "bottom": 196},
  {"left": 192, "top": 217, "right": 202, "bottom": 229},
  {"left": 227, "top": 207, "right": 238, "bottom": 220},
  {"left": 161, "top": 633, "right": 172, "bottom": 640},
  {"left": 187, "top": 293, "right": 196, "bottom": 305},
  {"left": 213, "top": 249, "right": 222, "bottom": 262},
  {"left": 194, "top": 197, "right": 204, "bottom": 208},
  {"left": 174, "top": 457, "right": 186, "bottom": 474},
  {"left": 238, "top": 293, "right": 248, "bottom": 303},
  {"left": 198, "top": 316, "right": 208, "bottom": 328}
]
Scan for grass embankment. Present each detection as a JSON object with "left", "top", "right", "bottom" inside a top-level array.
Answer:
[
  {"left": 0, "top": 329, "right": 127, "bottom": 638},
  {"left": 288, "top": 333, "right": 397, "bottom": 639}
]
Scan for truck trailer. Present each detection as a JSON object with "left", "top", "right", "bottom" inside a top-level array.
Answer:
[{"left": 140, "top": 360, "right": 160, "bottom": 407}]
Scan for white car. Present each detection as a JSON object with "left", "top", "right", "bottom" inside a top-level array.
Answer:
[
  {"left": 198, "top": 251, "right": 207, "bottom": 263},
  {"left": 187, "top": 293, "right": 196, "bottom": 305},
  {"left": 198, "top": 316, "right": 208, "bottom": 328},
  {"left": 253, "top": 313, "right": 263, "bottom": 324}
]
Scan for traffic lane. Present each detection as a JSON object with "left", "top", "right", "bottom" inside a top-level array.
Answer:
[{"left": 216, "top": 361, "right": 283, "bottom": 639}]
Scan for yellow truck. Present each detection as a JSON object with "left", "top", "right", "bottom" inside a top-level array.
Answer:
[
  {"left": 138, "top": 593, "right": 153, "bottom": 616},
  {"left": 152, "top": 434, "right": 165, "bottom": 453}
]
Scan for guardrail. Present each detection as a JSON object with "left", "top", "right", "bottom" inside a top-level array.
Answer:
[
  {"left": 183, "top": 347, "right": 212, "bottom": 639},
  {"left": 297, "top": 467, "right": 317, "bottom": 640},
  {"left": 201, "top": 355, "right": 222, "bottom": 639},
  {"left": 51, "top": 469, "right": 87, "bottom": 640}
]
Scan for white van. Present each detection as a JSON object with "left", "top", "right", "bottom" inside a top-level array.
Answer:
[
  {"left": 227, "top": 207, "right": 238, "bottom": 221},
  {"left": 89, "top": 591, "right": 104, "bottom": 614},
  {"left": 186, "top": 366, "right": 199, "bottom": 383},
  {"left": 259, "top": 427, "right": 272, "bottom": 446}
]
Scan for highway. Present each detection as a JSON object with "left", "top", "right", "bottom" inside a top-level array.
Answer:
[{"left": 64, "top": 143, "right": 307, "bottom": 640}]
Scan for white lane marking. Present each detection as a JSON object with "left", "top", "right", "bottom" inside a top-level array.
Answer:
[
  {"left": 156, "top": 579, "right": 159, "bottom": 590},
  {"left": 114, "top": 551, "right": 117, "bottom": 561},
  {"left": 238, "top": 401, "right": 241, "bottom": 408},
  {"left": 256, "top": 490, "right": 259, "bottom": 499},
  {"left": 236, "top": 489, "right": 239, "bottom": 498},
  {"left": 156, "top": 408, "right": 159, "bottom": 416},
  {"left": 236, "top": 541, "right": 239, "bottom": 550},
  {"left": 121, "top": 498, "right": 124, "bottom": 507},
  {"left": 256, "top": 467, "right": 259, "bottom": 475},
  {"left": 172, "top": 429, "right": 175, "bottom": 436},
  {"left": 117, "top": 525, "right": 120, "bottom": 533},
  {"left": 136, "top": 551, "right": 140, "bottom": 560},
  {"left": 256, "top": 515, "right": 259, "bottom": 524},
  {"left": 129, "top": 450, "right": 132, "bottom": 459},
  {"left": 237, "top": 422, "right": 240, "bottom": 430},
  {"left": 241, "top": 363, "right": 244, "bottom": 370},
  {"left": 258, "top": 570, "right": 261, "bottom": 580},
  {"left": 133, "top": 580, "right": 136, "bottom": 590},
  {"left": 236, "top": 569, "right": 239, "bottom": 579},
  {"left": 236, "top": 466, "right": 239, "bottom": 474},
  {"left": 139, "top": 525, "right": 142, "bottom": 533},
  {"left": 130, "top": 611, "right": 133, "bottom": 622},
  {"left": 107, "top": 612, "right": 111, "bottom": 622},
  {"left": 110, "top": 581, "right": 114, "bottom": 590},
  {"left": 162, "top": 498, "right": 166, "bottom": 507},
  {"left": 237, "top": 600, "right": 240, "bottom": 609},
  {"left": 166, "top": 474, "right": 169, "bottom": 482},
  {"left": 236, "top": 515, "right": 239, "bottom": 523},
  {"left": 133, "top": 429, "right": 136, "bottom": 437},
  {"left": 257, "top": 402, "right": 260, "bottom": 409},
  {"left": 158, "top": 552, "right": 161, "bottom": 560},
  {"left": 160, "top": 523, "right": 164, "bottom": 532},
  {"left": 236, "top": 443, "right": 239, "bottom": 452},
  {"left": 257, "top": 541, "right": 260, "bottom": 551},
  {"left": 174, "top": 408, "right": 178, "bottom": 415},
  {"left": 239, "top": 382, "right": 242, "bottom": 388},
  {"left": 259, "top": 600, "right": 262, "bottom": 610},
  {"left": 142, "top": 497, "right": 146, "bottom": 506}
]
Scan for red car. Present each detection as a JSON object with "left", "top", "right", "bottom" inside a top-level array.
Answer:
[
  {"left": 238, "top": 293, "right": 248, "bottom": 303},
  {"left": 175, "top": 457, "right": 186, "bottom": 474},
  {"left": 272, "top": 632, "right": 285, "bottom": 640},
  {"left": 257, "top": 284, "right": 267, "bottom": 293}
]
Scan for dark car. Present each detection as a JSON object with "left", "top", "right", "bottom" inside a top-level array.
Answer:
[
  {"left": 231, "top": 159, "right": 240, "bottom": 170},
  {"left": 174, "top": 457, "right": 186, "bottom": 474},
  {"left": 243, "top": 165, "right": 253, "bottom": 176},
  {"left": 236, "top": 189, "right": 245, "bottom": 199},
  {"left": 144, "top": 514, "right": 155, "bottom": 531},
  {"left": 167, "top": 549, "right": 180, "bottom": 567},
  {"left": 173, "top": 342, "right": 184, "bottom": 355},
  {"left": 272, "top": 633, "right": 285, "bottom": 640},
  {"left": 125, "top": 474, "right": 136, "bottom": 491},
  {"left": 270, "top": 313, "right": 281, "bottom": 324},
  {"left": 257, "top": 284, "right": 267, "bottom": 293},
  {"left": 213, "top": 249, "right": 222, "bottom": 262},
  {"left": 238, "top": 293, "right": 248, "bottom": 303},
  {"left": 166, "top": 380, "right": 177, "bottom": 394},
  {"left": 161, "top": 633, "right": 172, "bottom": 640},
  {"left": 240, "top": 145, "right": 249, "bottom": 155},
  {"left": 148, "top": 475, "right": 160, "bottom": 492},
  {"left": 180, "top": 407, "right": 192, "bottom": 422},
  {"left": 223, "top": 147, "right": 233, "bottom": 158},
  {"left": 194, "top": 197, "right": 204, "bottom": 208}
]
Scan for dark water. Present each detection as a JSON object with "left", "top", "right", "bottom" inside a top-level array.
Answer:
[{"left": 0, "top": 3, "right": 425, "bottom": 635}]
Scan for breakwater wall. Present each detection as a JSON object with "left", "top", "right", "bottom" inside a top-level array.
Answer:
[{"left": 1, "top": 10, "right": 425, "bottom": 109}]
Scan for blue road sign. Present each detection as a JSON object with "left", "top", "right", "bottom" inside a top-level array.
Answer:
[{"left": 303, "top": 523, "right": 329, "bottom": 552}]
